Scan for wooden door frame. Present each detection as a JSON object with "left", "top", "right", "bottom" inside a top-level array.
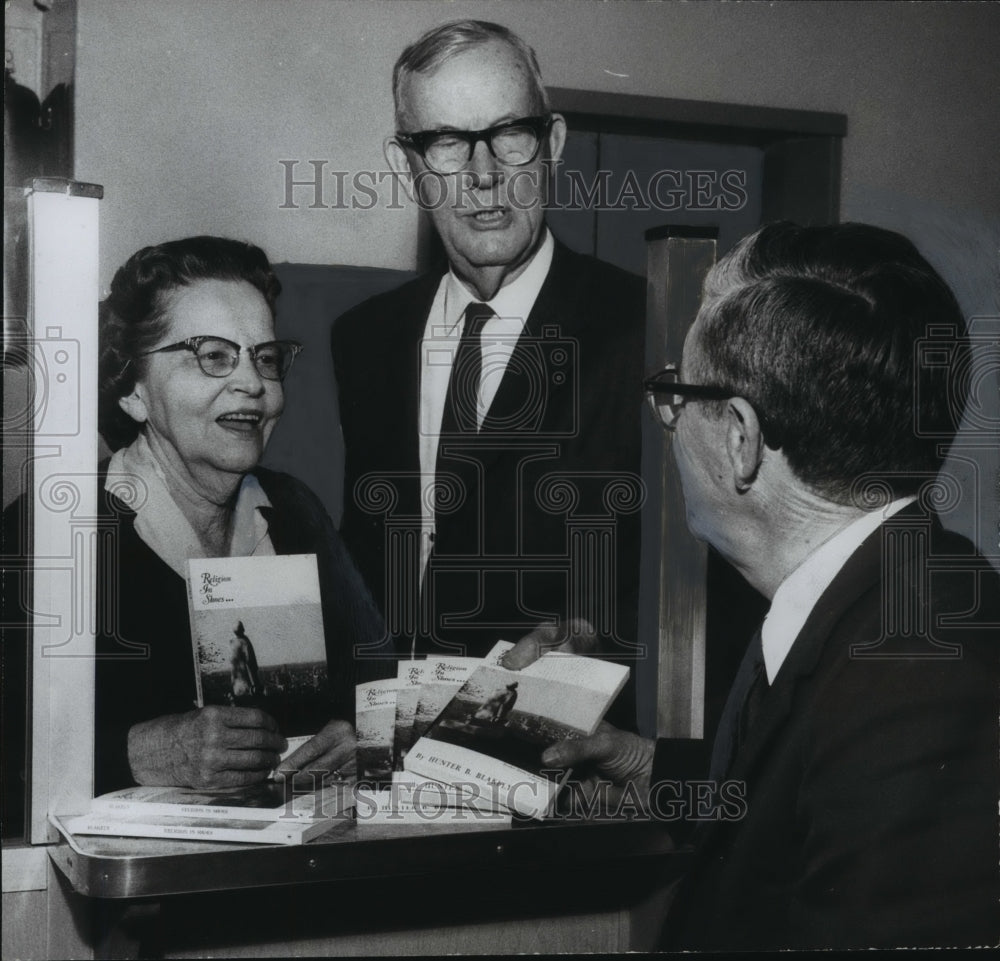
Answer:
[
  {"left": 550, "top": 87, "right": 845, "bottom": 227},
  {"left": 549, "top": 88, "right": 845, "bottom": 739}
]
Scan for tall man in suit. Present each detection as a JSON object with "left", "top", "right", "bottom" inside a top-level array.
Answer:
[
  {"left": 541, "top": 222, "right": 999, "bottom": 949},
  {"left": 333, "top": 21, "right": 645, "bottom": 671}
]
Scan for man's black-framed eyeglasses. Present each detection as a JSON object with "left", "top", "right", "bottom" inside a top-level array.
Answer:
[
  {"left": 644, "top": 364, "right": 734, "bottom": 432},
  {"left": 395, "top": 115, "right": 553, "bottom": 174},
  {"left": 141, "top": 336, "right": 303, "bottom": 381}
]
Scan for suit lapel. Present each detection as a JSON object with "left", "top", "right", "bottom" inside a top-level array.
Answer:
[
  {"left": 386, "top": 273, "right": 441, "bottom": 488},
  {"left": 477, "top": 242, "right": 579, "bottom": 453},
  {"left": 731, "top": 519, "right": 887, "bottom": 776},
  {"left": 698, "top": 504, "right": 931, "bottom": 846}
]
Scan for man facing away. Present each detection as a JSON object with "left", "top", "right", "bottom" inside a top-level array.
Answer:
[
  {"left": 333, "top": 20, "right": 645, "bottom": 687},
  {"left": 539, "top": 222, "right": 999, "bottom": 950}
]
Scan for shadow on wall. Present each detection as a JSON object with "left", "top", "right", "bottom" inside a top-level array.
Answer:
[
  {"left": 842, "top": 187, "right": 1000, "bottom": 570},
  {"left": 262, "top": 263, "right": 418, "bottom": 526}
]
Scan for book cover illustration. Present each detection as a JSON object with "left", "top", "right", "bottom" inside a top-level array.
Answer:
[
  {"left": 404, "top": 654, "right": 628, "bottom": 819},
  {"left": 393, "top": 661, "right": 428, "bottom": 771},
  {"left": 186, "top": 554, "right": 330, "bottom": 755},
  {"left": 355, "top": 679, "right": 401, "bottom": 783},
  {"left": 410, "top": 642, "right": 515, "bottom": 743},
  {"left": 88, "top": 781, "right": 353, "bottom": 822}
]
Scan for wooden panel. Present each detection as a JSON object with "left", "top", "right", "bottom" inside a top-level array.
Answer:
[
  {"left": 2, "top": 889, "right": 50, "bottom": 960},
  {"left": 639, "top": 229, "right": 718, "bottom": 739},
  {"left": 1, "top": 866, "right": 96, "bottom": 961},
  {"left": 164, "top": 907, "right": 628, "bottom": 958},
  {"left": 762, "top": 135, "right": 843, "bottom": 225},
  {"left": 150, "top": 853, "right": 686, "bottom": 958},
  {"left": 550, "top": 88, "right": 847, "bottom": 141}
]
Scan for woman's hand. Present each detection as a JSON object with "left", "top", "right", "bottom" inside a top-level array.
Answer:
[
  {"left": 127, "top": 705, "right": 286, "bottom": 789},
  {"left": 277, "top": 719, "right": 357, "bottom": 791}
]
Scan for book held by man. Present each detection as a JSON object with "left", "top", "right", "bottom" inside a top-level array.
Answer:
[
  {"left": 393, "top": 661, "right": 429, "bottom": 771},
  {"left": 355, "top": 777, "right": 512, "bottom": 827},
  {"left": 409, "top": 645, "right": 512, "bottom": 743},
  {"left": 403, "top": 652, "right": 629, "bottom": 819}
]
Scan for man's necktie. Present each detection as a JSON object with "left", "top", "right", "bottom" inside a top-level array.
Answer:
[
  {"left": 438, "top": 302, "right": 494, "bottom": 437},
  {"left": 422, "top": 303, "right": 494, "bottom": 647},
  {"left": 708, "top": 626, "right": 766, "bottom": 783},
  {"left": 434, "top": 302, "right": 493, "bottom": 525}
]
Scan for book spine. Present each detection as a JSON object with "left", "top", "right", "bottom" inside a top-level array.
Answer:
[
  {"left": 185, "top": 575, "right": 206, "bottom": 707},
  {"left": 62, "top": 815, "right": 322, "bottom": 845},
  {"left": 88, "top": 799, "right": 329, "bottom": 822}
]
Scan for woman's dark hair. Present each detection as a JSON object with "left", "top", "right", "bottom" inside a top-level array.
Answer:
[{"left": 98, "top": 235, "right": 281, "bottom": 450}]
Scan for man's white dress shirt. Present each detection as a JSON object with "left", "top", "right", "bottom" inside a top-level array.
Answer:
[
  {"left": 417, "top": 229, "right": 555, "bottom": 584},
  {"left": 760, "top": 496, "right": 917, "bottom": 684}
]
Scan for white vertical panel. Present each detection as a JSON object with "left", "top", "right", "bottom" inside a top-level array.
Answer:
[{"left": 28, "top": 181, "right": 102, "bottom": 843}]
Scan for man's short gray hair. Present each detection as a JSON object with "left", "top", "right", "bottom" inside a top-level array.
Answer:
[
  {"left": 691, "top": 221, "right": 969, "bottom": 505},
  {"left": 392, "top": 19, "right": 550, "bottom": 129}
]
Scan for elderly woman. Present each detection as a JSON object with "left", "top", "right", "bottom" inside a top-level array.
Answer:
[{"left": 94, "top": 235, "right": 384, "bottom": 794}]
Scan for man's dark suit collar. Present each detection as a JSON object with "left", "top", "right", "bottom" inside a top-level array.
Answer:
[
  {"left": 384, "top": 237, "right": 572, "bottom": 386},
  {"left": 425, "top": 237, "right": 582, "bottom": 332},
  {"left": 520, "top": 239, "right": 583, "bottom": 336},
  {"left": 724, "top": 500, "right": 941, "bottom": 785},
  {"left": 367, "top": 272, "right": 441, "bottom": 483},
  {"left": 404, "top": 239, "right": 613, "bottom": 485},
  {"left": 433, "top": 238, "right": 579, "bottom": 481},
  {"left": 480, "top": 239, "right": 577, "bottom": 435}
]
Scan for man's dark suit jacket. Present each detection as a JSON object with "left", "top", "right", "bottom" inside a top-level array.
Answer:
[
  {"left": 332, "top": 241, "right": 645, "bottom": 670},
  {"left": 654, "top": 504, "right": 999, "bottom": 950}
]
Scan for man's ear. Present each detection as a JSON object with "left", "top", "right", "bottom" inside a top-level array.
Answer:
[
  {"left": 384, "top": 137, "right": 417, "bottom": 204},
  {"left": 118, "top": 387, "right": 149, "bottom": 426},
  {"left": 725, "top": 397, "right": 765, "bottom": 493},
  {"left": 547, "top": 113, "right": 567, "bottom": 164}
]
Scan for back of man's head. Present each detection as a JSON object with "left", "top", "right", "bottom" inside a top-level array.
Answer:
[
  {"left": 691, "top": 222, "right": 968, "bottom": 505},
  {"left": 392, "top": 19, "right": 549, "bottom": 128}
]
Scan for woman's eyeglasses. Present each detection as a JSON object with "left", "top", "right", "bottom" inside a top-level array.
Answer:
[
  {"left": 395, "top": 115, "right": 553, "bottom": 174},
  {"left": 141, "top": 336, "right": 303, "bottom": 381}
]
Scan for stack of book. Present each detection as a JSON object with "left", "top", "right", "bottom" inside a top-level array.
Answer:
[
  {"left": 355, "top": 641, "right": 629, "bottom": 823},
  {"left": 61, "top": 553, "right": 349, "bottom": 846},
  {"left": 59, "top": 781, "right": 354, "bottom": 845},
  {"left": 58, "top": 551, "right": 628, "bottom": 840}
]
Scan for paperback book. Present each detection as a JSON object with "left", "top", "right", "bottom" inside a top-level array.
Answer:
[
  {"left": 355, "top": 678, "right": 402, "bottom": 783},
  {"left": 410, "top": 643, "right": 513, "bottom": 743},
  {"left": 186, "top": 553, "right": 330, "bottom": 761},
  {"left": 59, "top": 811, "right": 344, "bottom": 846},
  {"left": 404, "top": 653, "right": 629, "bottom": 820},
  {"left": 355, "top": 779, "right": 512, "bottom": 826},
  {"left": 393, "top": 661, "right": 428, "bottom": 771},
  {"left": 86, "top": 780, "right": 353, "bottom": 822},
  {"left": 390, "top": 770, "right": 510, "bottom": 815}
]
